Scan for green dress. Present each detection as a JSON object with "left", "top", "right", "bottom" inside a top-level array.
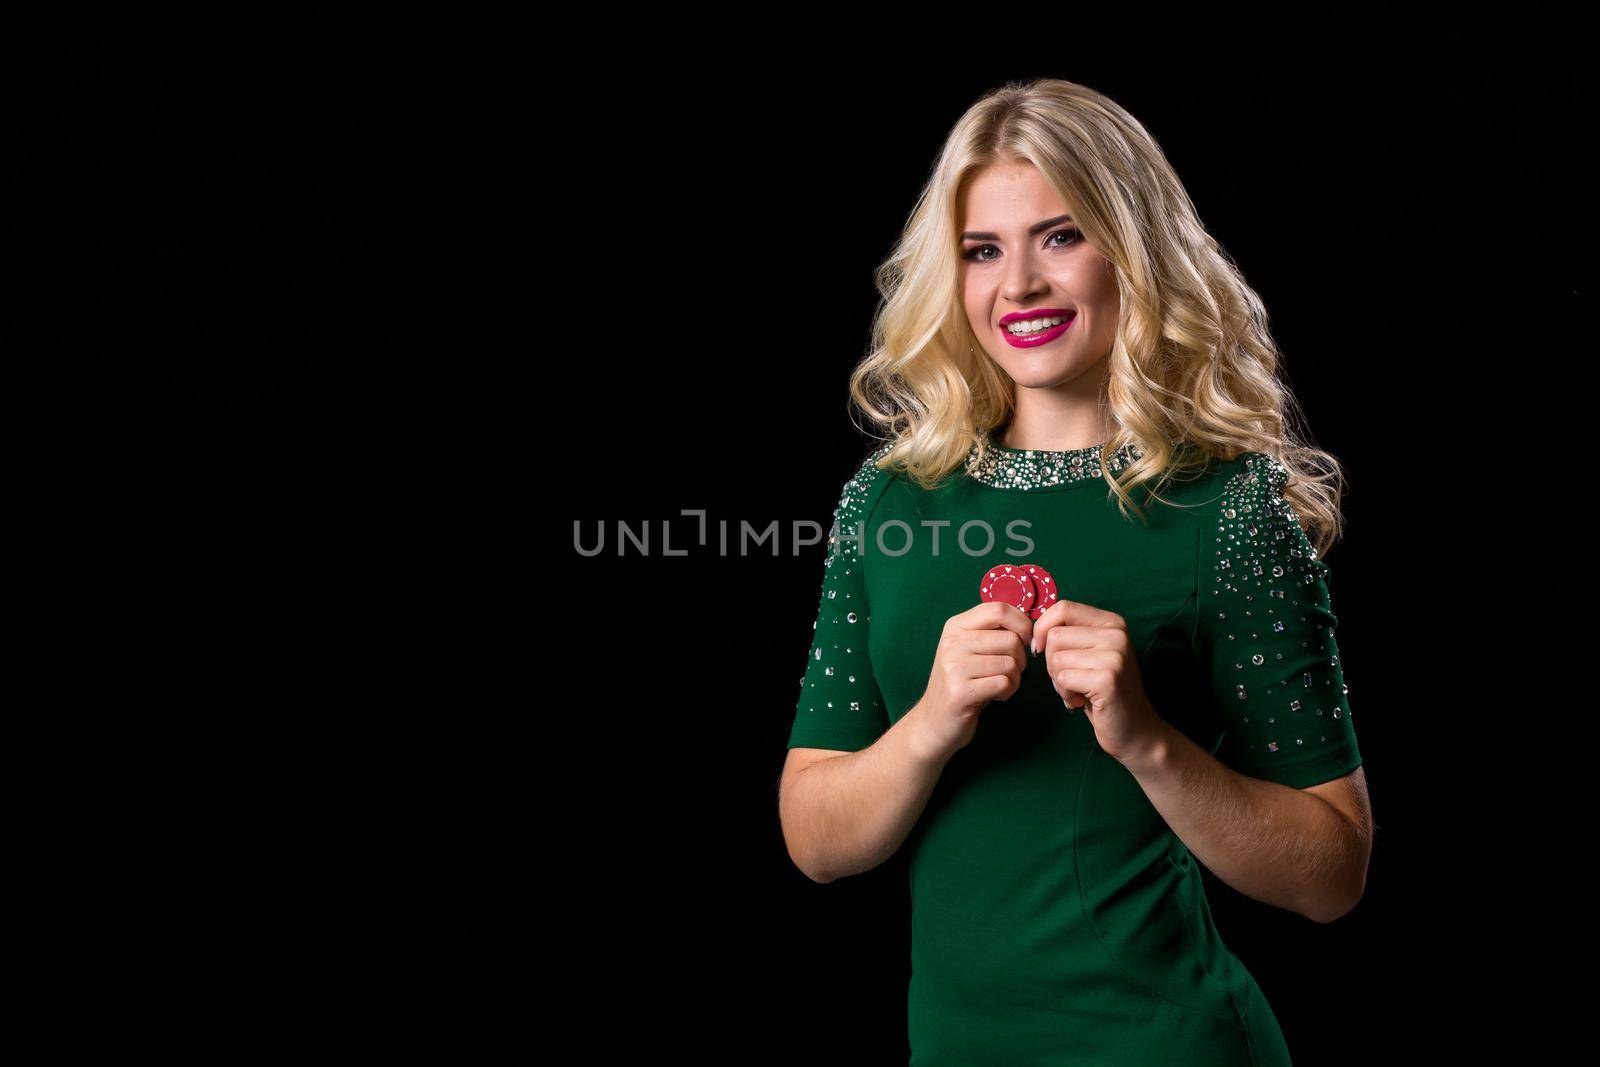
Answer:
[{"left": 787, "top": 430, "right": 1362, "bottom": 1066}]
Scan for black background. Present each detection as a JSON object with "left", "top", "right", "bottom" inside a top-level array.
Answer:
[{"left": 83, "top": 19, "right": 1579, "bottom": 1062}]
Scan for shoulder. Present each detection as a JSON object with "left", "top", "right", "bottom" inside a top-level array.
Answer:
[
  {"left": 830, "top": 440, "right": 898, "bottom": 532},
  {"left": 1197, "top": 450, "right": 1292, "bottom": 515},
  {"left": 1219, "top": 452, "right": 1302, "bottom": 534},
  {"left": 1218, "top": 450, "right": 1289, "bottom": 493},
  {"left": 850, "top": 439, "right": 898, "bottom": 483},
  {"left": 1203, "top": 450, "right": 1325, "bottom": 585}
]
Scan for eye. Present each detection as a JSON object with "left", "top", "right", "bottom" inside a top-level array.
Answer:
[{"left": 962, "top": 228, "right": 1082, "bottom": 262}]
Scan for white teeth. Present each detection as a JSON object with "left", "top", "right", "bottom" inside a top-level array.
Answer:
[{"left": 1005, "top": 314, "right": 1072, "bottom": 335}]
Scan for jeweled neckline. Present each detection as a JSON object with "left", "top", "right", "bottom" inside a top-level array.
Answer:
[
  {"left": 964, "top": 427, "right": 1142, "bottom": 492},
  {"left": 984, "top": 428, "right": 1106, "bottom": 458}
]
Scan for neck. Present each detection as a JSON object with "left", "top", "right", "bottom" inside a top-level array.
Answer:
[{"left": 1000, "top": 403, "right": 1110, "bottom": 452}]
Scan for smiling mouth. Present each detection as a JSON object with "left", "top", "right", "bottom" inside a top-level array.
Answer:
[{"left": 1003, "top": 312, "right": 1077, "bottom": 337}]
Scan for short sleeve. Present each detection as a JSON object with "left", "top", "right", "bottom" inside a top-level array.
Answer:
[
  {"left": 786, "top": 446, "right": 894, "bottom": 752},
  {"left": 1193, "top": 453, "right": 1363, "bottom": 789}
]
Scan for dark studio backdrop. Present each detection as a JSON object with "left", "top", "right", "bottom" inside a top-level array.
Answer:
[
  {"left": 99, "top": 21, "right": 1579, "bottom": 1062},
  {"left": 535, "top": 46, "right": 1577, "bottom": 1061}
]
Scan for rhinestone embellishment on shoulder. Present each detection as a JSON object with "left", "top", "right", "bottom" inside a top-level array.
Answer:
[
  {"left": 964, "top": 430, "right": 1143, "bottom": 491},
  {"left": 824, "top": 441, "right": 895, "bottom": 568},
  {"left": 1213, "top": 452, "right": 1324, "bottom": 585}
]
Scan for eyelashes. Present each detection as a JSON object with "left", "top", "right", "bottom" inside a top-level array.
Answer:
[{"left": 962, "top": 228, "right": 1081, "bottom": 262}]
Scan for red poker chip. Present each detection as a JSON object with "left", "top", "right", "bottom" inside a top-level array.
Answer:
[
  {"left": 979, "top": 564, "right": 1036, "bottom": 615},
  {"left": 1019, "top": 563, "right": 1058, "bottom": 620}
]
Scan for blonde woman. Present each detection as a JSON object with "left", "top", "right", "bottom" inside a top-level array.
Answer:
[{"left": 778, "top": 78, "right": 1372, "bottom": 1066}]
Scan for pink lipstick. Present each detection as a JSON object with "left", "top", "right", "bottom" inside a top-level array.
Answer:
[{"left": 999, "top": 308, "right": 1076, "bottom": 349}]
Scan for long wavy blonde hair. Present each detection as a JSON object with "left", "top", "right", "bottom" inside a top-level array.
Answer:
[{"left": 849, "top": 77, "right": 1346, "bottom": 558}]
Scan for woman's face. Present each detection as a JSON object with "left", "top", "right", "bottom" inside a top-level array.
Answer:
[{"left": 959, "top": 160, "right": 1120, "bottom": 390}]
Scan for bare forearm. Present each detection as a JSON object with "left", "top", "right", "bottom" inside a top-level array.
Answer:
[
  {"left": 1122, "top": 720, "right": 1368, "bottom": 922},
  {"left": 780, "top": 703, "right": 950, "bottom": 882}
]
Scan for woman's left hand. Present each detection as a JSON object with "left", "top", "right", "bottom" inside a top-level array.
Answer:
[{"left": 1032, "top": 599, "right": 1166, "bottom": 766}]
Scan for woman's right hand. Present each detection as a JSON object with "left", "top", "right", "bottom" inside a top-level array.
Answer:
[{"left": 909, "top": 601, "right": 1032, "bottom": 763}]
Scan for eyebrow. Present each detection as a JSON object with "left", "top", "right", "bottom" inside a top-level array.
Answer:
[{"left": 959, "top": 214, "right": 1074, "bottom": 242}]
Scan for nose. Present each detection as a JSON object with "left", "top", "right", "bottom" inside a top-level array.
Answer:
[{"left": 1002, "top": 248, "right": 1047, "bottom": 305}]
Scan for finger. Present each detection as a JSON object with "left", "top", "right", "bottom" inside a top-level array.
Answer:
[
  {"left": 963, "top": 600, "right": 1034, "bottom": 646},
  {"left": 1055, "top": 672, "right": 1087, "bottom": 713},
  {"left": 975, "top": 673, "right": 1015, "bottom": 704},
  {"left": 1047, "top": 648, "right": 1120, "bottom": 675},
  {"left": 1048, "top": 650, "right": 1100, "bottom": 710},
  {"left": 961, "top": 653, "right": 1027, "bottom": 681},
  {"left": 1029, "top": 598, "right": 1125, "bottom": 653},
  {"left": 1041, "top": 624, "right": 1100, "bottom": 658},
  {"left": 1036, "top": 617, "right": 1104, "bottom": 659},
  {"left": 1054, "top": 666, "right": 1106, "bottom": 711},
  {"left": 957, "top": 627, "right": 1030, "bottom": 663},
  {"left": 1051, "top": 671, "right": 1086, "bottom": 713}
]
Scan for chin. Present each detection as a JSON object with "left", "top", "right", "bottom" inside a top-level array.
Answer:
[
  {"left": 997, "top": 358, "right": 1083, "bottom": 388},
  {"left": 1004, "top": 370, "right": 1056, "bottom": 388},
  {"left": 1003, "top": 344, "right": 1111, "bottom": 385}
]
